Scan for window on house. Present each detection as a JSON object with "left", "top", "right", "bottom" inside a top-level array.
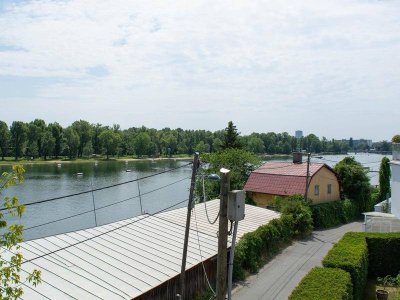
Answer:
[
  {"left": 314, "top": 185, "right": 319, "bottom": 196},
  {"left": 327, "top": 184, "right": 332, "bottom": 194}
]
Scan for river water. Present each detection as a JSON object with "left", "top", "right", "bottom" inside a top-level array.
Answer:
[{"left": 1, "top": 153, "right": 389, "bottom": 241}]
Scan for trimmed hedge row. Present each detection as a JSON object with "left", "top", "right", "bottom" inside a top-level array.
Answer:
[
  {"left": 289, "top": 267, "right": 353, "bottom": 300},
  {"left": 291, "top": 232, "right": 400, "bottom": 300},
  {"left": 311, "top": 199, "right": 359, "bottom": 229},
  {"left": 366, "top": 233, "right": 400, "bottom": 277},
  {"left": 322, "top": 233, "right": 368, "bottom": 300}
]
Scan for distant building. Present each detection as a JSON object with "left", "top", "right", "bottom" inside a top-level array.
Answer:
[
  {"left": 244, "top": 153, "right": 341, "bottom": 207},
  {"left": 342, "top": 138, "right": 372, "bottom": 148},
  {"left": 295, "top": 130, "right": 303, "bottom": 139}
]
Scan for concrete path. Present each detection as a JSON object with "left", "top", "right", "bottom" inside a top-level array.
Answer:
[{"left": 232, "top": 222, "right": 363, "bottom": 300}]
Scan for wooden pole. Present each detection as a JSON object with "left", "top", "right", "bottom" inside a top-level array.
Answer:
[
  {"left": 216, "top": 170, "right": 230, "bottom": 300},
  {"left": 178, "top": 153, "right": 199, "bottom": 300}
]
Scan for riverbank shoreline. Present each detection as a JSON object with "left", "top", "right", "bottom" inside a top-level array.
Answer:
[{"left": 0, "top": 156, "right": 192, "bottom": 166}]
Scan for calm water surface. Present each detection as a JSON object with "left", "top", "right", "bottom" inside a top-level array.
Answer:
[
  {"left": 1, "top": 153, "right": 389, "bottom": 241},
  {"left": 1, "top": 159, "right": 192, "bottom": 241}
]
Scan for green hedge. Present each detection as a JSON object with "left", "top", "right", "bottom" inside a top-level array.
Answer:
[
  {"left": 322, "top": 233, "right": 368, "bottom": 300},
  {"left": 365, "top": 233, "right": 400, "bottom": 277},
  {"left": 289, "top": 267, "right": 353, "bottom": 300},
  {"left": 311, "top": 199, "right": 359, "bottom": 229}
]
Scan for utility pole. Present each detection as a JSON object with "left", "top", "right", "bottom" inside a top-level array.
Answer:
[
  {"left": 216, "top": 168, "right": 230, "bottom": 300},
  {"left": 178, "top": 153, "right": 199, "bottom": 300},
  {"left": 304, "top": 153, "right": 311, "bottom": 200}
]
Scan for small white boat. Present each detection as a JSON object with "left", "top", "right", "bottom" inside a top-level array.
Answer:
[
  {"left": 126, "top": 170, "right": 132, "bottom": 172},
  {"left": 76, "top": 173, "right": 84, "bottom": 176},
  {"left": 57, "top": 163, "right": 62, "bottom": 167}
]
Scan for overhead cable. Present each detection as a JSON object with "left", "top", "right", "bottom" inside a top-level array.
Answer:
[{"left": 0, "top": 162, "right": 191, "bottom": 212}]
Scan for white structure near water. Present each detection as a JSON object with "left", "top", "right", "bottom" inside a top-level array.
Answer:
[
  {"left": 390, "top": 143, "right": 400, "bottom": 218},
  {"left": 366, "top": 143, "right": 400, "bottom": 232}
]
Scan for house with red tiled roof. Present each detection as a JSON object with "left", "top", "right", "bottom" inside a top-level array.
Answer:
[{"left": 244, "top": 158, "right": 341, "bottom": 207}]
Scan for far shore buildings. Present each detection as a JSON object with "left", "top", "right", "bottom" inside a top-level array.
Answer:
[{"left": 244, "top": 154, "right": 341, "bottom": 207}]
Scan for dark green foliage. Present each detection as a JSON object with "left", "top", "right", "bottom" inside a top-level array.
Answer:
[
  {"left": 233, "top": 200, "right": 312, "bottom": 280},
  {"left": 322, "top": 233, "right": 368, "bottom": 300},
  {"left": 201, "top": 148, "right": 260, "bottom": 196},
  {"left": 379, "top": 157, "right": 391, "bottom": 201},
  {"left": 365, "top": 233, "right": 400, "bottom": 277},
  {"left": 289, "top": 267, "right": 353, "bottom": 300},
  {"left": 311, "top": 199, "right": 359, "bottom": 229},
  {"left": 334, "top": 157, "right": 371, "bottom": 213},
  {"left": 222, "top": 121, "right": 241, "bottom": 149}
]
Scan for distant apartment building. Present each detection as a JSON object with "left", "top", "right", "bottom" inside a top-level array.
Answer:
[
  {"left": 342, "top": 138, "right": 373, "bottom": 149},
  {"left": 295, "top": 130, "right": 303, "bottom": 139}
]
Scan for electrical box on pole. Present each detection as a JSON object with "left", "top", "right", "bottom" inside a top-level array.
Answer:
[{"left": 227, "top": 190, "right": 245, "bottom": 221}]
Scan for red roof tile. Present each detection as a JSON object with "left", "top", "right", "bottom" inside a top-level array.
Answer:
[{"left": 244, "top": 162, "right": 336, "bottom": 196}]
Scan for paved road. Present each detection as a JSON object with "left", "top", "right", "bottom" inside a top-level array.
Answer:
[{"left": 232, "top": 222, "right": 363, "bottom": 300}]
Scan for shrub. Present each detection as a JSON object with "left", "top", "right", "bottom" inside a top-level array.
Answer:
[
  {"left": 311, "top": 199, "right": 359, "bottom": 229},
  {"left": 322, "top": 233, "right": 368, "bottom": 300},
  {"left": 365, "top": 233, "right": 400, "bottom": 277},
  {"left": 289, "top": 267, "right": 353, "bottom": 300},
  {"left": 233, "top": 203, "right": 312, "bottom": 280}
]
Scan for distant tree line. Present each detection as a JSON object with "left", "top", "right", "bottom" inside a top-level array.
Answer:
[{"left": 0, "top": 119, "right": 390, "bottom": 160}]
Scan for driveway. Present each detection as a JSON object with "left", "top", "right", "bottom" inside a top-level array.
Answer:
[{"left": 232, "top": 221, "right": 363, "bottom": 300}]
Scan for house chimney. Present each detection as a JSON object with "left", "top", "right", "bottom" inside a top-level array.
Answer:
[{"left": 293, "top": 152, "right": 303, "bottom": 164}]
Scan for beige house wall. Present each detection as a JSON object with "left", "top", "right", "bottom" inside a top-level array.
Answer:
[
  {"left": 250, "top": 192, "right": 276, "bottom": 207},
  {"left": 307, "top": 167, "right": 340, "bottom": 204}
]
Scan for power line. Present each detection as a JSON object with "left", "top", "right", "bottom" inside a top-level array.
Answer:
[
  {"left": 21, "top": 198, "right": 189, "bottom": 265},
  {"left": 23, "top": 176, "right": 190, "bottom": 231},
  {"left": 0, "top": 162, "right": 192, "bottom": 212}
]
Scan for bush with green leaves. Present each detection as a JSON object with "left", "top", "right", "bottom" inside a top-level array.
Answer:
[
  {"left": 334, "top": 157, "right": 371, "bottom": 213},
  {"left": 233, "top": 196, "right": 312, "bottom": 280},
  {"left": 1, "top": 166, "right": 41, "bottom": 299},
  {"left": 322, "top": 233, "right": 368, "bottom": 300},
  {"left": 311, "top": 199, "right": 359, "bottom": 229},
  {"left": 289, "top": 267, "right": 353, "bottom": 300},
  {"left": 392, "top": 135, "right": 400, "bottom": 143}
]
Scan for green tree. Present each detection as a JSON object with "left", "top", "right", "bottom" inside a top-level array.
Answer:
[
  {"left": 63, "top": 127, "right": 79, "bottom": 159},
  {"left": 32, "top": 119, "right": 46, "bottom": 157},
  {"left": 392, "top": 135, "right": 400, "bottom": 143},
  {"left": 201, "top": 148, "right": 260, "bottom": 198},
  {"left": 334, "top": 157, "right": 371, "bottom": 213},
  {"left": 246, "top": 135, "right": 265, "bottom": 154},
  {"left": 99, "top": 129, "right": 121, "bottom": 159},
  {"left": 26, "top": 123, "right": 40, "bottom": 158},
  {"left": 49, "top": 122, "right": 63, "bottom": 158},
  {"left": 134, "top": 132, "right": 152, "bottom": 157},
  {"left": 1, "top": 166, "right": 41, "bottom": 298},
  {"left": 10, "top": 121, "right": 27, "bottom": 161},
  {"left": 379, "top": 157, "right": 391, "bottom": 201},
  {"left": 71, "top": 120, "right": 92, "bottom": 157},
  {"left": 222, "top": 121, "right": 241, "bottom": 150},
  {"left": 41, "top": 130, "right": 55, "bottom": 160},
  {"left": 0, "top": 121, "right": 10, "bottom": 160}
]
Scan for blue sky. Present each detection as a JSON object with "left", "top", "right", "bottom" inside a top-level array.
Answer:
[{"left": 0, "top": 0, "right": 399, "bottom": 141}]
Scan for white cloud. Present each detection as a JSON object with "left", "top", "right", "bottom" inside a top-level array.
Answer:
[{"left": 0, "top": 0, "right": 399, "bottom": 140}]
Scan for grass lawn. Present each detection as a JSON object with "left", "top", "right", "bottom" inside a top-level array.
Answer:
[{"left": 364, "top": 279, "right": 400, "bottom": 300}]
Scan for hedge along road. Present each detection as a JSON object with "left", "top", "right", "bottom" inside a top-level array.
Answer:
[{"left": 232, "top": 221, "right": 362, "bottom": 300}]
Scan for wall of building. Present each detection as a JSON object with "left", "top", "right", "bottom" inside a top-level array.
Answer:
[
  {"left": 307, "top": 167, "right": 340, "bottom": 204},
  {"left": 249, "top": 192, "right": 277, "bottom": 207},
  {"left": 390, "top": 161, "right": 400, "bottom": 218}
]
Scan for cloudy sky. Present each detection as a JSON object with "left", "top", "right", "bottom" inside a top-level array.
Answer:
[{"left": 0, "top": 0, "right": 399, "bottom": 141}]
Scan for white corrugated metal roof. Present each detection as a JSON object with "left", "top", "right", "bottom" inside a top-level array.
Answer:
[{"left": 9, "top": 199, "right": 280, "bottom": 299}]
